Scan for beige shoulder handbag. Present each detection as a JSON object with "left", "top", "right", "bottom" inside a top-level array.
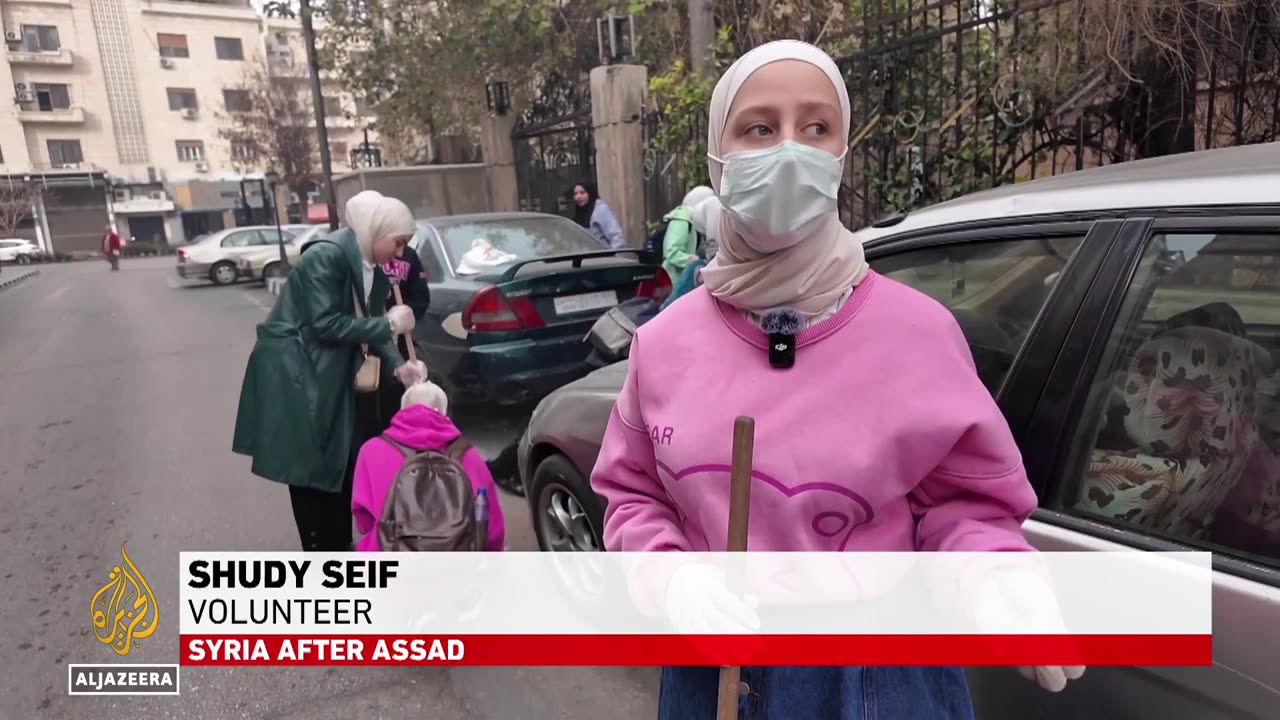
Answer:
[{"left": 352, "top": 285, "right": 381, "bottom": 393}]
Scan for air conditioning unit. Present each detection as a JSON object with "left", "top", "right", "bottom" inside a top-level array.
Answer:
[
  {"left": 14, "top": 82, "right": 27, "bottom": 91},
  {"left": 5, "top": 32, "right": 20, "bottom": 43},
  {"left": 15, "top": 91, "right": 33, "bottom": 104},
  {"left": 180, "top": 107, "right": 198, "bottom": 120},
  {"left": 160, "top": 57, "right": 175, "bottom": 69},
  {"left": 194, "top": 161, "right": 209, "bottom": 173}
]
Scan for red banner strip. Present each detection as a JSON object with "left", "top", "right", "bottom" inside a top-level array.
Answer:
[{"left": 179, "top": 634, "right": 1212, "bottom": 667}]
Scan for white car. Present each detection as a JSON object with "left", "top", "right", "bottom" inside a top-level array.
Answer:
[
  {"left": 0, "top": 239, "right": 38, "bottom": 263},
  {"left": 175, "top": 225, "right": 299, "bottom": 285}
]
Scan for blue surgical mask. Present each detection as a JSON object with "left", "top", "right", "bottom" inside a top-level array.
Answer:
[{"left": 710, "top": 141, "right": 846, "bottom": 254}]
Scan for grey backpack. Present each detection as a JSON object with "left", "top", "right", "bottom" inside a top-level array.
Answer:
[{"left": 376, "top": 436, "right": 479, "bottom": 551}]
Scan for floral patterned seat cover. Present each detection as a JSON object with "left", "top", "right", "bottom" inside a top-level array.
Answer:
[{"left": 1077, "top": 303, "right": 1270, "bottom": 539}]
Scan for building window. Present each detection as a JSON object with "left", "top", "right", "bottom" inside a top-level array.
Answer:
[
  {"left": 330, "top": 142, "right": 348, "bottom": 162},
  {"left": 214, "top": 37, "right": 244, "bottom": 60},
  {"left": 323, "top": 96, "right": 342, "bottom": 115},
  {"left": 47, "top": 139, "right": 84, "bottom": 166},
  {"left": 167, "top": 88, "right": 198, "bottom": 111},
  {"left": 33, "top": 83, "right": 71, "bottom": 111},
  {"left": 22, "top": 25, "right": 60, "bottom": 52},
  {"left": 231, "top": 141, "right": 254, "bottom": 162},
  {"left": 222, "top": 89, "right": 251, "bottom": 112},
  {"left": 176, "top": 141, "right": 205, "bottom": 163},
  {"left": 157, "top": 33, "right": 189, "bottom": 58}
]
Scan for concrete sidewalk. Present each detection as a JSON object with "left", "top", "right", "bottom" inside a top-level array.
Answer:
[{"left": 0, "top": 268, "right": 39, "bottom": 293}]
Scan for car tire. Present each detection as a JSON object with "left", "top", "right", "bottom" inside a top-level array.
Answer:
[
  {"left": 529, "top": 454, "right": 605, "bottom": 552},
  {"left": 263, "top": 261, "right": 287, "bottom": 281},
  {"left": 210, "top": 261, "right": 238, "bottom": 286}
]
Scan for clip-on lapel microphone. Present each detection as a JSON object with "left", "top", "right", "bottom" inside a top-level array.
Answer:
[{"left": 760, "top": 307, "right": 803, "bottom": 369}]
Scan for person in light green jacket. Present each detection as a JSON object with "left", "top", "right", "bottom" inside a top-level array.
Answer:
[{"left": 659, "top": 186, "right": 715, "bottom": 283}]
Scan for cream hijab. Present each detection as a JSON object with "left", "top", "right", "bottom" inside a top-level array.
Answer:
[
  {"left": 344, "top": 190, "right": 416, "bottom": 262},
  {"left": 700, "top": 40, "right": 868, "bottom": 318}
]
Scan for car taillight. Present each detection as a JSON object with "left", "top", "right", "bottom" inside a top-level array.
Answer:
[
  {"left": 463, "top": 286, "right": 544, "bottom": 332},
  {"left": 636, "top": 268, "right": 672, "bottom": 301},
  {"left": 177, "top": 248, "right": 187, "bottom": 259}
]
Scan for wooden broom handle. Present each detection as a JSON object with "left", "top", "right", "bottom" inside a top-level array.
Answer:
[
  {"left": 716, "top": 416, "right": 755, "bottom": 720},
  {"left": 391, "top": 284, "right": 417, "bottom": 364}
]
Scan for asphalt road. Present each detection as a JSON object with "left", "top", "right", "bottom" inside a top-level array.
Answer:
[{"left": 0, "top": 258, "right": 657, "bottom": 719}]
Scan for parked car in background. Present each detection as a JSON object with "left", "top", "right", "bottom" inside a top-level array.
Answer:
[
  {"left": 175, "top": 225, "right": 300, "bottom": 285},
  {"left": 517, "top": 143, "right": 1280, "bottom": 720},
  {"left": 0, "top": 239, "right": 38, "bottom": 264},
  {"left": 407, "top": 212, "right": 670, "bottom": 408},
  {"left": 235, "top": 225, "right": 327, "bottom": 282}
]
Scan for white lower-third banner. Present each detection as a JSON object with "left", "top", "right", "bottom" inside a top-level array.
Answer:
[{"left": 178, "top": 551, "right": 1212, "bottom": 667}]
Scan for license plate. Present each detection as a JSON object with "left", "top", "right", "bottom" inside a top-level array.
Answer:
[{"left": 553, "top": 290, "right": 618, "bottom": 315}]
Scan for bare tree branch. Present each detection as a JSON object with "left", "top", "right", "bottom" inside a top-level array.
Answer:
[
  {"left": 218, "top": 64, "right": 318, "bottom": 208},
  {"left": 0, "top": 181, "right": 40, "bottom": 237}
]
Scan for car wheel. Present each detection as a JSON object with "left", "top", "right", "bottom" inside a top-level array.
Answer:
[
  {"left": 263, "top": 262, "right": 287, "bottom": 280},
  {"left": 529, "top": 454, "right": 605, "bottom": 552},
  {"left": 210, "top": 261, "right": 238, "bottom": 286}
]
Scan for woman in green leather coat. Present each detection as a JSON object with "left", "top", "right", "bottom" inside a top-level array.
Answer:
[{"left": 233, "top": 190, "right": 428, "bottom": 551}]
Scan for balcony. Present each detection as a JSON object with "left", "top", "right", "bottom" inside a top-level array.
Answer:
[
  {"left": 6, "top": 47, "right": 74, "bottom": 67},
  {"left": 18, "top": 106, "right": 86, "bottom": 124}
]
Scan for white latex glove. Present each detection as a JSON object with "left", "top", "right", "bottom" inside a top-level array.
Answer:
[
  {"left": 393, "top": 360, "right": 427, "bottom": 387},
  {"left": 665, "top": 562, "right": 760, "bottom": 636},
  {"left": 386, "top": 305, "right": 415, "bottom": 335},
  {"left": 974, "top": 566, "right": 1086, "bottom": 693},
  {"left": 1017, "top": 665, "right": 1085, "bottom": 693}
]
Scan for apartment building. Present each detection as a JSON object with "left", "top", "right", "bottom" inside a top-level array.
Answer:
[{"left": 0, "top": 0, "right": 380, "bottom": 251}]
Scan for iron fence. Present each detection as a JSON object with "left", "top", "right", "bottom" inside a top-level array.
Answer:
[
  {"left": 511, "top": 72, "right": 596, "bottom": 217},
  {"left": 836, "top": 0, "right": 1280, "bottom": 228},
  {"left": 642, "top": 110, "right": 709, "bottom": 231}
]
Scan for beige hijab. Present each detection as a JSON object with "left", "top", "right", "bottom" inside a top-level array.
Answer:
[
  {"left": 700, "top": 40, "right": 868, "bottom": 318},
  {"left": 344, "top": 190, "right": 415, "bottom": 262}
]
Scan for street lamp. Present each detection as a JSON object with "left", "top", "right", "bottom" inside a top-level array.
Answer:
[{"left": 264, "top": 167, "right": 287, "bottom": 268}]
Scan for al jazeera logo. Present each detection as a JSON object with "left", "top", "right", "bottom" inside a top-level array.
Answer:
[{"left": 68, "top": 543, "right": 179, "bottom": 696}]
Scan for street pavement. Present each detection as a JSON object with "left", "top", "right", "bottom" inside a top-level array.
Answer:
[{"left": 0, "top": 258, "right": 658, "bottom": 719}]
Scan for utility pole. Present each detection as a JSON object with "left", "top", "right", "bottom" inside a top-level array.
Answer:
[
  {"left": 299, "top": 0, "right": 339, "bottom": 230},
  {"left": 688, "top": 0, "right": 715, "bottom": 77}
]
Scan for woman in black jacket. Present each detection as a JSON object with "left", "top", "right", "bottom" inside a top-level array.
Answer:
[{"left": 377, "top": 242, "right": 432, "bottom": 428}]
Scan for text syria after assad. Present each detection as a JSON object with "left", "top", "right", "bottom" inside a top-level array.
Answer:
[{"left": 185, "top": 559, "right": 463, "bottom": 663}]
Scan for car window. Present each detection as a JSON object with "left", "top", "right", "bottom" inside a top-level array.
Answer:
[
  {"left": 435, "top": 216, "right": 602, "bottom": 271},
  {"left": 221, "top": 231, "right": 257, "bottom": 248},
  {"left": 256, "top": 229, "right": 292, "bottom": 245},
  {"left": 870, "top": 236, "right": 1084, "bottom": 393},
  {"left": 1059, "top": 231, "right": 1280, "bottom": 567},
  {"left": 414, "top": 227, "right": 447, "bottom": 283}
]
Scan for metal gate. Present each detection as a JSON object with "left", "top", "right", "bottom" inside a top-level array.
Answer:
[
  {"left": 642, "top": 110, "right": 707, "bottom": 231},
  {"left": 512, "top": 73, "right": 595, "bottom": 216}
]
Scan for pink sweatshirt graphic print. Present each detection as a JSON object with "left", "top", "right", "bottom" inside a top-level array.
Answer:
[{"left": 589, "top": 272, "right": 1037, "bottom": 554}]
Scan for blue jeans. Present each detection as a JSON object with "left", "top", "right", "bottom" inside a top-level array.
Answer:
[{"left": 658, "top": 666, "right": 974, "bottom": 720}]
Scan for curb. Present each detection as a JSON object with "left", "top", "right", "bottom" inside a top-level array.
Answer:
[{"left": 0, "top": 269, "right": 39, "bottom": 293}]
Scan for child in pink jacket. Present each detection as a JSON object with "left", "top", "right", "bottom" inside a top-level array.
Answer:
[{"left": 351, "top": 381, "right": 505, "bottom": 551}]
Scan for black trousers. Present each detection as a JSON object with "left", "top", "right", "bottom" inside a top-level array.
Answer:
[{"left": 288, "top": 392, "right": 381, "bottom": 551}]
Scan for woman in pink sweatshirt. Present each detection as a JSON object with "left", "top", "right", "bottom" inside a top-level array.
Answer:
[
  {"left": 589, "top": 41, "right": 1082, "bottom": 719},
  {"left": 351, "top": 382, "right": 504, "bottom": 551}
]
